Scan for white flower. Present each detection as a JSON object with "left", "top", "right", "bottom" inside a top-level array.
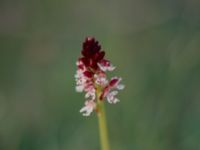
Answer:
[
  {"left": 95, "top": 75, "right": 108, "bottom": 86},
  {"left": 100, "top": 77, "right": 125, "bottom": 103},
  {"left": 106, "top": 91, "right": 120, "bottom": 104},
  {"left": 85, "top": 88, "right": 96, "bottom": 100},
  {"left": 80, "top": 100, "right": 96, "bottom": 116},
  {"left": 98, "top": 63, "right": 116, "bottom": 72},
  {"left": 76, "top": 85, "right": 84, "bottom": 92}
]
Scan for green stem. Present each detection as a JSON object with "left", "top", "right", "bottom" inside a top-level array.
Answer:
[{"left": 97, "top": 99, "right": 110, "bottom": 150}]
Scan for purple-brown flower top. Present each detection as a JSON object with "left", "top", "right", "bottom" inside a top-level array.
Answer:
[
  {"left": 79, "top": 37, "right": 107, "bottom": 71},
  {"left": 75, "top": 37, "right": 124, "bottom": 116}
]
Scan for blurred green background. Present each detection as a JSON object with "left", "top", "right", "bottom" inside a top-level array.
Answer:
[{"left": 0, "top": 0, "right": 200, "bottom": 150}]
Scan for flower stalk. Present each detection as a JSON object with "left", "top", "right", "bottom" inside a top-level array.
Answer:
[{"left": 97, "top": 96, "right": 110, "bottom": 150}]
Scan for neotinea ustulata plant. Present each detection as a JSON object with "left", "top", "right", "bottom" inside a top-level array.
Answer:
[{"left": 75, "top": 37, "right": 125, "bottom": 150}]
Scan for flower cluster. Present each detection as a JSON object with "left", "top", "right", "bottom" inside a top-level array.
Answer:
[{"left": 75, "top": 37, "right": 124, "bottom": 116}]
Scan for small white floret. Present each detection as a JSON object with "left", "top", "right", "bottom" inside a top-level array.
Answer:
[{"left": 80, "top": 100, "right": 96, "bottom": 116}]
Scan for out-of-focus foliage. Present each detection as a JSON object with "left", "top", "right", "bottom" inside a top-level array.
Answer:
[{"left": 0, "top": 0, "right": 200, "bottom": 150}]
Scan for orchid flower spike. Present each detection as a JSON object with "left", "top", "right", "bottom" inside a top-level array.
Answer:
[{"left": 75, "top": 37, "right": 125, "bottom": 116}]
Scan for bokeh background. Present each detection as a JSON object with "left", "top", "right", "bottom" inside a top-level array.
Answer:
[{"left": 0, "top": 0, "right": 200, "bottom": 150}]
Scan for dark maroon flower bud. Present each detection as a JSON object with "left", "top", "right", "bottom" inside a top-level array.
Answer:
[
  {"left": 109, "top": 78, "right": 119, "bottom": 87},
  {"left": 83, "top": 71, "right": 93, "bottom": 78},
  {"left": 79, "top": 37, "right": 106, "bottom": 71},
  {"left": 82, "top": 37, "right": 101, "bottom": 58}
]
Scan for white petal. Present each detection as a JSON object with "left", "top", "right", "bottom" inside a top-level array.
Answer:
[
  {"left": 113, "top": 98, "right": 120, "bottom": 104},
  {"left": 107, "top": 65, "right": 116, "bottom": 71},
  {"left": 110, "top": 90, "right": 118, "bottom": 96},
  {"left": 107, "top": 93, "right": 114, "bottom": 103},
  {"left": 106, "top": 90, "right": 120, "bottom": 104},
  {"left": 82, "top": 107, "right": 93, "bottom": 116},
  {"left": 98, "top": 63, "right": 116, "bottom": 72},
  {"left": 85, "top": 92, "right": 90, "bottom": 98},
  {"left": 76, "top": 85, "right": 84, "bottom": 92},
  {"left": 80, "top": 106, "right": 88, "bottom": 113},
  {"left": 85, "top": 91, "right": 96, "bottom": 100},
  {"left": 95, "top": 77, "right": 108, "bottom": 86},
  {"left": 117, "top": 84, "right": 125, "bottom": 90},
  {"left": 98, "top": 63, "right": 107, "bottom": 72}
]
